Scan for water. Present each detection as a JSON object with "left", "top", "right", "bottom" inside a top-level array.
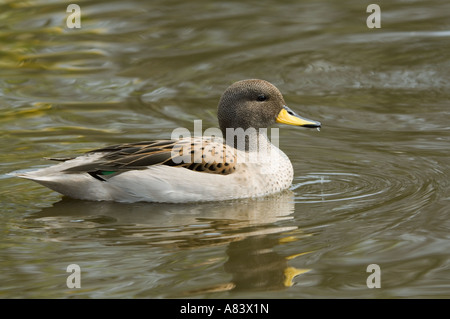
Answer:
[{"left": 1, "top": 0, "right": 449, "bottom": 298}]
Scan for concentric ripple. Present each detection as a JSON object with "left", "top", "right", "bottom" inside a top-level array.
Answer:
[
  {"left": 292, "top": 172, "right": 388, "bottom": 204},
  {"left": 291, "top": 157, "right": 440, "bottom": 214}
]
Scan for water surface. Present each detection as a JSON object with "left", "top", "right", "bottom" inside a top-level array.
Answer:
[{"left": 0, "top": 0, "right": 449, "bottom": 298}]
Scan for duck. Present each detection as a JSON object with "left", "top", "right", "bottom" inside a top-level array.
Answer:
[{"left": 17, "top": 79, "right": 321, "bottom": 203}]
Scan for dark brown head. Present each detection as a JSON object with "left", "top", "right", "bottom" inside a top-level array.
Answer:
[{"left": 217, "top": 79, "right": 321, "bottom": 137}]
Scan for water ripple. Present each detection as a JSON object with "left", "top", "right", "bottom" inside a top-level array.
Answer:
[
  {"left": 292, "top": 162, "right": 438, "bottom": 214},
  {"left": 293, "top": 172, "right": 388, "bottom": 204}
]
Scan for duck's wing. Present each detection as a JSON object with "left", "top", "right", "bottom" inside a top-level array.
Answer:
[{"left": 62, "top": 138, "right": 237, "bottom": 179}]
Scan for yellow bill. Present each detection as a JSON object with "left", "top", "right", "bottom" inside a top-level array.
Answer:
[{"left": 276, "top": 105, "right": 321, "bottom": 128}]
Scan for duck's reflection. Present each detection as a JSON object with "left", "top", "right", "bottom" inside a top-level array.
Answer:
[
  {"left": 224, "top": 235, "right": 309, "bottom": 292},
  {"left": 28, "top": 190, "right": 311, "bottom": 294}
]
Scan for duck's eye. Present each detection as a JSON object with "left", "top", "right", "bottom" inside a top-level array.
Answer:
[{"left": 257, "top": 94, "right": 267, "bottom": 102}]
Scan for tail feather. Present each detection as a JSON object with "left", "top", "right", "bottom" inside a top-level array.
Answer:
[{"left": 44, "top": 157, "right": 75, "bottom": 162}]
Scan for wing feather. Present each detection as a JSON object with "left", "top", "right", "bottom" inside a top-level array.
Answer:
[{"left": 63, "top": 138, "right": 237, "bottom": 176}]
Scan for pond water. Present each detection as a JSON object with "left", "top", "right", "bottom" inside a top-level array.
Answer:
[{"left": 0, "top": 0, "right": 449, "bottom": 298}]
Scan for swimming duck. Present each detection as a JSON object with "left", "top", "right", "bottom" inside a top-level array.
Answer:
[{"left": 18, "top": 79, "right": 321, "bottom": 203}]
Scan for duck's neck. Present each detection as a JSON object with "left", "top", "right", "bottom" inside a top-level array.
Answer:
[{"left": 223, "top": 127, "right": 272, "bottom": 152}]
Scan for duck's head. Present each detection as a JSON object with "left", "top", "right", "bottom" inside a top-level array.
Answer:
[{"left": 217, "top": 79, "right": 321, "bottom": 136}]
